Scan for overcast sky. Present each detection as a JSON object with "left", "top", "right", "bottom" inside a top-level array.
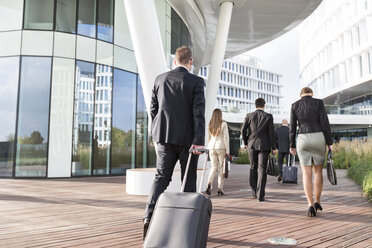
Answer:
[{"left": 244, "top": 27, "right": 301, "bottom": 115}]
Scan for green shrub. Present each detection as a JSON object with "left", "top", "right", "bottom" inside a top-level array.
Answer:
[
  {"left": 334, "top": 140, "right": 372, "bottom": 201},
  {"left": 234, "top": 148, "right": 250, "bottom": 164}
]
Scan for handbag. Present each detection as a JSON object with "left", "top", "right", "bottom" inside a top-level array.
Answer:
[
  {"left": 326, "top": 149, "right": 337, "bottom": 185},
  {"left": 223, "top": 155, "right": 230, "bottom": 178},
  {"left": 267, "top": 154, "right": 279, "bottom": 176}
]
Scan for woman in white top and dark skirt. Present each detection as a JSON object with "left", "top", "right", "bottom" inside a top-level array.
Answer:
[
  {"left": 205, "top": 108, "right": 230, "bottom": 196},
  {"left": 290, "top": 87, "right": 333, "bottom": 217}
]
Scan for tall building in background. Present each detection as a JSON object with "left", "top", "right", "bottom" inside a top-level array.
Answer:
[
  {"left": 199, "top": 55, "right": 283, "bottom": 115},
  {"left": 299, "top": 0, "right": 372, "bottom": 140}
]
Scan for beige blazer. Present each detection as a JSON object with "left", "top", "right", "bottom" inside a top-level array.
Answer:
[{"left": 207, "top": 121, "right": 230, "bottom": 153}]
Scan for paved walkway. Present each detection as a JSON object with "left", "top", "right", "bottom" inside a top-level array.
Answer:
[{"left": 0, "top": 164, "right": 371, "bottom": 247}]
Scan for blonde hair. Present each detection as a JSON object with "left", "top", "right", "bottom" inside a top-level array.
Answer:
[
  {"left": 300, "top": 87, "right": 313, "bottom": 95},
  {"left": 208, "top": 109, "right": 223, "bottom": 136},
  {"left": 175, "top": 46, "right": 192, "bottom": 64}
]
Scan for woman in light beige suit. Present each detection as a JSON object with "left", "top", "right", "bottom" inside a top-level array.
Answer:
[{"left": 205, "top": 109, "right": 230, "bottom": 196}]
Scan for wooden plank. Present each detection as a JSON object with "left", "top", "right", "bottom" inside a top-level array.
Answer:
[{"left": 0, "top": 164, "right": 371, "bottom": 247}]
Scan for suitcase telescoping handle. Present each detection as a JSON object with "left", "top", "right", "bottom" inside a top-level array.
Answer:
[
  {"left": 288, "top": 154, "right": 294, "bottom": 167},
  {"left": 180, "top": 149, "right": 209, "bottom": 193}
]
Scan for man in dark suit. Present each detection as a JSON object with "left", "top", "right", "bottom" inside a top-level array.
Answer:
[
  {"left": 241, "top": 98, "right": 276, "bottom": 202},
  {"left": 143, "top": 46, "right": 205, "bottom": 239},
  {"left": 276, "top": 119, "right": 290, "bottom": 182}
]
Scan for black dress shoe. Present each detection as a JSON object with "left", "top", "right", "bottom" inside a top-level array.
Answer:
[
  {"left": 278, "top": 175, "right": 282, "bottom": 182},
  {"left": 252, "top": 190, "right": 257, "bottom": 199},
  {"left": 308, "top": 206, "right": 316, "bottom": 217},
  {"left": 314, "top": 202, "right": 323, "bottom": 211},
  {"left": 143, "top": 218, "right": 150, "bottom": 241},
  {"left": 258, "top": 198, "right": 265, "bottom": 202},
  {"left": 217, "top": 189, "right": 225, "bottom": 196},
  {"left": 205, "top": 184, "right": 211, "bottom": 195}
]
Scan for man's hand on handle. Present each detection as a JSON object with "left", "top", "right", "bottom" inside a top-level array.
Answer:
[
  {"left": 190, "top": 144, "right": 204, "bottom": 155},
  {"left": 290, "top": 148, "right": 296, "bottom": 156}
]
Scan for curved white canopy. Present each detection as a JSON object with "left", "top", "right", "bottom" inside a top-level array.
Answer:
[{"left": 167, "top": 0, "right": 322, "bottom": 71}]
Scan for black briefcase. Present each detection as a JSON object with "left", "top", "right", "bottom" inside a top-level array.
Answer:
[
  {"left": 266, "top": 155, "right": 279, "bottom": 176},
  {"left": 326, "top": 149, "right": 337, "bottom": 185}
]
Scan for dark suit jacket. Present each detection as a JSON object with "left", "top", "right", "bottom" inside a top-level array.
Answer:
[
  {"left": 276, "top": 126, "right": 290, "bottom": 153},
  {"left": 150, "top": 66, "right": 205, "bottom": 146},
  {"left": 289, "top": 96, "right": 333, "bottom": 148},
  {"left": 241, "top": 110, "right": 276, "bottom": 152}
]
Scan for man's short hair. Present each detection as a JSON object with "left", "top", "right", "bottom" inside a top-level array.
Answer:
[
  {"left": 255, "top": 98, "right": 265, "bottom": 108},
  {"left": 175, "top": 46, "right": 192, "bottom": 64},
  {"left": 300, "top": 87, "right": 313, "bottom": 95}
]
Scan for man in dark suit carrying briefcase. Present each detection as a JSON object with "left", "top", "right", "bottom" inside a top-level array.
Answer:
[
  {"left": 143, "top": 46, "right": 205, "bottom": 239},
  {"left": 241, "top": 98, "right": 276, "bottom": 202},
  {"left": 276, "top": 119, "right": 290, "bottom": 182}
]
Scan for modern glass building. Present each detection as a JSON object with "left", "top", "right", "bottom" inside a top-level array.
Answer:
[
  {"left": 299, "top": 0, "right": 372, "bottom": 140},
  {"left": 199, "top": 55, "right": 282, "bottom": 114},
  {"left": 0, "top": 0, "right": 189, "bottom": 178}
]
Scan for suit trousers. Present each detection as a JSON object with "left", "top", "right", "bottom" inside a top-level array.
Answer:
[
  {"left": 277, "top": 152, "right": 289, "bottom": 176},
  {"left": 207, "top": 149, "right": 226, "bottom": 190},
  {"left": 144, "top": 143, "right": 198, "bottom": 220},
  {"left": 248, "top": 149, "right": 269, "bottom": 200}
]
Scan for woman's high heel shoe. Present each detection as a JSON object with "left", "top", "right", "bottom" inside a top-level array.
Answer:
[
  {"left": 205, "top": 184, "right": 211, "bottom": 195},
  {"left": 308, "top": 206, "right": 316, "bottom": 217},
  {"left": 217, "top": 189, "right": 225, "bottom": 196},
  {"left": 314, "top": 202, "right": 323, "bottom": 211}
]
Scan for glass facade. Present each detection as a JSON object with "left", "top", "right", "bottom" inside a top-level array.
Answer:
[
  {"left": 111, "top": 69, "right": 137, "bottom": 174},
  {"left": 326, "top": 95, "right": 372, "bottom": 115},
  {"left": 72, "top": 61, "right": 95, "bottom": 176},
  {"left": 77, "top": 0, "right": 97, "bottom": 38},
  {"left": 93, "top": 64, "right": 112, "bottom": 175},
  {"left": 0, "top": 0, "right": 183, "bottom": 177},
  {"left": 171, "top": 8, "right": 191, "bottom": 53},
  {"left": 56, "top": 0, "right": 77, "bottom": 33},
  {"left": 0, "top": 57, "right": 19, "bottom": 177},
  {"left": 97, "top": 0, "right": 114, "bottom": 42},
  {"left": 24, "top": 0, "right": 54, "bottom": 30},
  {"left": 15, "top": 57, "right": 52, "bottom": 177}
]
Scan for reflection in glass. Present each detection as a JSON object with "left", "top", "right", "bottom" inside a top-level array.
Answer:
[
  {"left": 93, "top": 64, "right": 112, "bottom": 175},
  {"left": 111, "top": 69, "right": 136, "bottom": 174},
  {"left": 15, "top": 57, "right": 51, "bottom": 177},
  {"left": 0, "top": 57, "right": 19, "bottom": 177},
  {"left": 97, "top": 0, "right": 114, "bottom": 43},
  {"left": 136, "top": 78, "right": 148, "bottom": 168},
  {"left": 77, "top": 0, "right": 96, "bottom": 38},
  {"left": 72, "top": 61, "right": 95, "bottom": 176},
  {"left": 24, "top": 0, "right": 54, "bottom": 30},
  {"left": 56, "top": 0, "right": 77, "bottom": 33},
  {"left": 171, "top": 8, "right": 191, "bottom": 53}
]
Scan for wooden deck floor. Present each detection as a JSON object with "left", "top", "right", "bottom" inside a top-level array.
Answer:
[{"left": 0, "top": 163, "right": 371, "bottom": 248}]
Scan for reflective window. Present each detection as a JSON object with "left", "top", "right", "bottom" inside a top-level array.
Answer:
[
  {"left": 111, "top": 69, "right": 136, "bottom": 174},
  {"left": 0, "top": 57, "right": 19, "bottom": 177},
  {"left": 24, "top": 0, "right": 54, "bottom": 30},
  {"left": 136, "top": 78, "right": 148, "bottom": 168},
  {"left": 97, "top": 0, "right": 114, "bottom": 42},
  {"left": 171, "top": 8, "right": 191, "bottom": 53},
  {"left": 77, "top": 0, "right": 96, "bottom": 38},
  {"left": 93, "top": 64, "right": 112, "bottom": 175},
  {"left": 72, "top": 61, "right": 95, "bottom": 176},
  {"left": 56, "top": 0, "right": 77, "bottom": 33},
  {"left": 15, "top": 57, "right": 52, "bottom": 177}
]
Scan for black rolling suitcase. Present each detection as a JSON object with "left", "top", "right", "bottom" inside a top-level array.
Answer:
[
  {"left": 143, "top": 149, "right": 212, "bottom": 248},
  {"left": 282, "top": 154, "right": 297, "bottom": 184}
]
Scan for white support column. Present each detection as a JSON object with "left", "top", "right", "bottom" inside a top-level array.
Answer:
[
  {"left": 205, "top": 1, "right": 234, "bottom": 126},
  {"left": 123, "top": 0, "right": 168, "bottom": 114}
]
